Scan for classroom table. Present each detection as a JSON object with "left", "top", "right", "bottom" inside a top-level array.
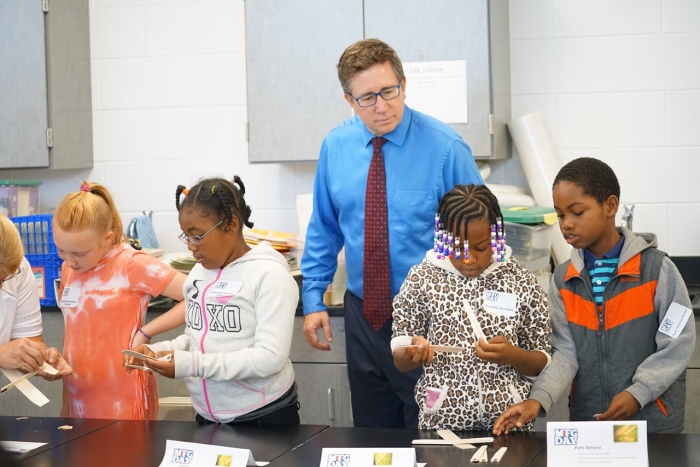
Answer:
[
  {"left": 0, "top": 416, "right": 118, "bottom": 462},
  {"left": 4, "top": 418, "right": 700, "bottom": 466},
  {"left": 529, "top": 432, "right": 700, "bottom": 467},
  {"left": 267, "top": 427, "right": 547, "bottom": 467},
  {"left": 6, "top": 418, "right": 326, "bottom": 466}
]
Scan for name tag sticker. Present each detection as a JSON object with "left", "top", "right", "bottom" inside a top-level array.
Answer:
[
  {"left": 60, "top": 287, "right": 81, "bottom": 308},
  {"left": 482, "top": 290, "right": 517, "bottom": 317},
  {"left": 658, "top": 302, "right": 691, "bottom": 338},
  {"left": 209, "top": 281, "right": 243, "bottom": 297}
]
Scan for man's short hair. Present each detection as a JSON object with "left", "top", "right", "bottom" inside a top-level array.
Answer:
[
  {"left": 553, "top": 157, "right": 621, "bottom": 205},
  {"left": 337, "top": 39, "right": 404, "bottom": 95}
]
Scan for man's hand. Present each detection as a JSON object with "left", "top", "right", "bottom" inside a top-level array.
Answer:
[
  {"left": 303, "top": 311, "right": 332, "bottom": 351},
  {"left": 475, "top": 336, "right": 514, "bottom": 365},
  {"left": 0, "top": 338, "right": 47, "bottom": 372},
  {"left": 39, "top": 347, "right": 73, "bottom": 380},
  {"left": 493, "top": 399, "right": 542, "bottom": 435},
  {"left": 596, "top": 391, "right": 641, "bottom": 421}
]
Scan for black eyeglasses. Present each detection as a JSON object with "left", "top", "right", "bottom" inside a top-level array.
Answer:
[
  {"left": 0, "top": 268, "right": 21, "bottom": 285},
  {"left": 178, "top": 219, "right": 223, "bottom": 246},
  {"left": 347, "top": 79, "right": 403, "bottom": 107}
]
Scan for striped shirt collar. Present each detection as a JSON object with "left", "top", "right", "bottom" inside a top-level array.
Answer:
[{"left": 583, "top": 234, "right": 625, "bottom": 271}]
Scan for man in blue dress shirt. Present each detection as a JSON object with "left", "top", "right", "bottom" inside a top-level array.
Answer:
[{"left": 301, "top": 38, "right": 483, "bottom": 428}]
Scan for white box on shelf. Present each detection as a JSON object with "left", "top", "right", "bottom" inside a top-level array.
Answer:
[{"left": 505, "top": 222, "right": 554, "bottom": 272}]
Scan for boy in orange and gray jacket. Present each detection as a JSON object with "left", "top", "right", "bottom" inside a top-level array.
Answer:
[{"left": 494, "top": 157, "right": 695, "bottom": 434}]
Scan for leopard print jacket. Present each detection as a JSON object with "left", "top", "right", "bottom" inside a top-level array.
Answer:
[{"left": 392, "top": 248, "right": 551, "bottom": 431}]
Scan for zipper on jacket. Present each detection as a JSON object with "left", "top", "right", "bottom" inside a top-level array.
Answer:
[
  {"left": 598, "top": 269, "right": 635, "bottom": 413},
  {"left": 477, "top": 365, "right": 484, "bottom": 428},
  {"left": 200, "top": 268, "right": 225, "bottom": 422},
  {"left": 576, "top": 270, "right": 609, "bottom": 413}
]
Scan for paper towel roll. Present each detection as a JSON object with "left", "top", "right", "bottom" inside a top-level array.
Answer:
[
  {"left": 507, "top": 112, "right": 571, "bottom": 265},
  {"left": 478, "top": 162, "right": 491, "bottom": 181},
  {"left": 296, "top": 194, "right": 313, "bottom": 238}
]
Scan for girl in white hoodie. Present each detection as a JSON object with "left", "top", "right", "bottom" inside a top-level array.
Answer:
[{"left": 132, "top": 176, "right": 300, "bottom": 425}]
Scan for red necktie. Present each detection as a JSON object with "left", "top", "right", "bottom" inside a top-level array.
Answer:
[{"left": 363, "top": 137, "right": 392, "bottom": 331}]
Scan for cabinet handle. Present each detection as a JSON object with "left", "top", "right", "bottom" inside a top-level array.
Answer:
[
  {"left": 349, "top": 390, "right": 353, "bottom": 424},
  {"left": 328, "top": 388, "right": 335, "bottom": 420}
]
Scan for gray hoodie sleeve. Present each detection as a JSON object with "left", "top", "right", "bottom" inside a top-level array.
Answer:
[
  {"left": 625, "top": 257, "right": 696, "bottom": 408},
  {"left": 528, "top": 274, "right": 579, "bottom": 414}
]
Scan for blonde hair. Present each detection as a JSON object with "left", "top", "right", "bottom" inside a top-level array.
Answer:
[
  {"left": 53, "top": 181, "right": 126, "bottom": 245},
  {"left": 0, "top": 215, "right": 24, "bottom": 274}
]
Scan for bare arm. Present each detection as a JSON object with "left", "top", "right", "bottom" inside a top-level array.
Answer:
[
  {"left": 130, "top": 271, "right": 187, "bottom": 349},
  {"left": 131, "top": 300, "right": 186, "bottom": 349},
  {"left": 475, "top": 336, "right": 548, "bottom": 377},
  {"left": 392, "top": 336, "right": 434, "bottom": 373},
  {"left": 159, "top": 271, "right": 186, "bottom": 301}
]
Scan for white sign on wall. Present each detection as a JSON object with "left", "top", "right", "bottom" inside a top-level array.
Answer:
[{"left": 403, "top": 60, "right": 468, "bottom": 124}]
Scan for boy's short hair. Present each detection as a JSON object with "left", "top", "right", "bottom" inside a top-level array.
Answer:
[{"left": 553, "top": 157, "right": 620, "bottom": 205}]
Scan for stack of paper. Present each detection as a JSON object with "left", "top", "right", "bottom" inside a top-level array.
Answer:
[
  {"left": 243, "top": 228, "right": 292, "bottom": 253},
  {"left": 169, "top": 252, "right": 196, "bottom": 274}
]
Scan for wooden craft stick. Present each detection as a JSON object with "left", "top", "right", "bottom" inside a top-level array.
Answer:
[
  {"left": 1, "top": 370, "right": 40, "bottom": 394},
  {"left": 491, "top": 447, "right": 507, "bottom": 462}
]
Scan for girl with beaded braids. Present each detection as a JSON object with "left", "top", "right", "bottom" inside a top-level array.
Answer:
[
  {"left": 390, "top": 184, "right": 551, "bottom": 431},
  {"left": 130, "top": 177, "right": 301, "bottom": 425},
  {"left": 53, "top": 181, "right": 186, "bottom": 420}
]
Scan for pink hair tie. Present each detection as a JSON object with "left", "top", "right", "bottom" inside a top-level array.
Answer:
[{"left": 80, "top": 182, "right": 91, "bottom": 192}]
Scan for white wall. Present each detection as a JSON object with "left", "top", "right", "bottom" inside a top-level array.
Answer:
[
  {"left": 503, "top": 0, "right": 700, "bottom": 255},
  {"left": 3, "top": 0, "right": 700, "bottom": 255}
]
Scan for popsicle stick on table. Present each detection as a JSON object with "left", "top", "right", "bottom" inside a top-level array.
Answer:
[{"left": 411, "top": 431, "right": 493, "bottom": 449}]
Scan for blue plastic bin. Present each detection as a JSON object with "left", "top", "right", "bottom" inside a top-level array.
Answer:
[{"left": 10, "top": 214, "right": 62, "bottom": 307}]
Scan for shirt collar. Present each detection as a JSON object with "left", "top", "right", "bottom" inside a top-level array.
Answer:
[
  {"left": 362, "top": 105, "right": 411, "bottom": 148},
  {"left": 583, "top": 234, "right": 625, "bottom": 271}
]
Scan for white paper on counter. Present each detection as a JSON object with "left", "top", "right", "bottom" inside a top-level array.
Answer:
[
  {"left": 507, "top": 113, "right": 571, "bottom": 265},
  {"left": 0, "top": 368, "right": 50, "bottom": 406}
]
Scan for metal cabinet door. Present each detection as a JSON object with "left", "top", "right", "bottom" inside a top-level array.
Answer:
[
  {"left": 0, "top": 0, "right": 93, "bottom": 170},
  {"left": 244, "top": 0, "right": 363, "bottom": 163},
  {"left": 0, "top": 0, "right": 49, "bottom": 168},
  {"left": 364, "top": 0, "right": 510, "bottom": 159},
  {"left": 293, "top": 362, "right": 352, "bottom": 427}
]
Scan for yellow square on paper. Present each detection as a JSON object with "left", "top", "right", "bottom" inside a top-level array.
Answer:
[
  {"left": 613, "top": 424, "right": 638, "bottom": 443},
  {"left": 373, "top": 451, "right": 392, "bottom": 465}
]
